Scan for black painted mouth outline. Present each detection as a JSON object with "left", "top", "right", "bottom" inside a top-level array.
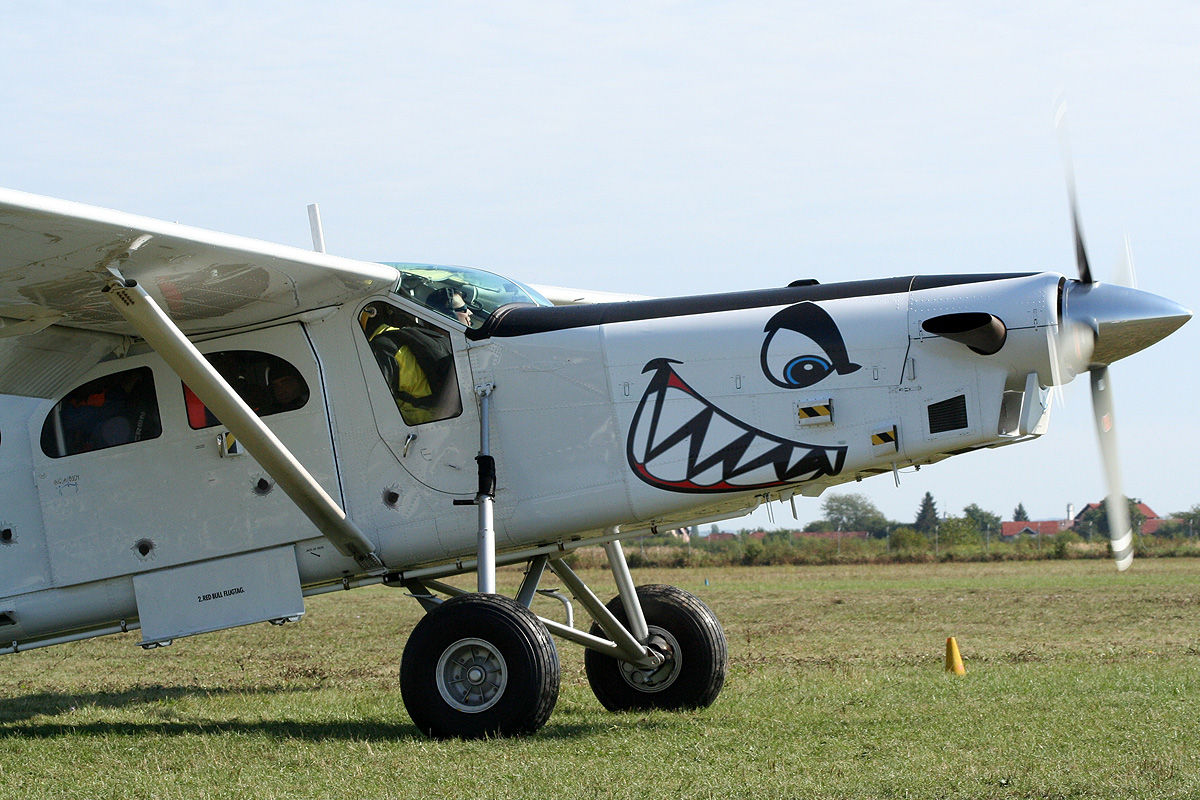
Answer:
[{"left": 626, "top": 359, "right": 847, "bottom": 494}]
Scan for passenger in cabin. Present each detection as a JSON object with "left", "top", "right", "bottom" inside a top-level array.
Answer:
[
  {"left": 361, "top": 303, "right": 459, "bottom": 425},
  {"left": 52, "top": 368, "right": 161, "bottom": 454},
  {"left": 260, "top": 362, "right": 308, "bottom": 412},
  {"left": 184, "top": 354, "right": 310, "bottom": 429}
]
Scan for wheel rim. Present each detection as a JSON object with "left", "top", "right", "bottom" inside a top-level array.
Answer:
[
  {"left": 435, "top": 637, "right": 508, "bottom": 713},
  {"left": 619, "top": 626, "right": 681, "bottom": 693}
]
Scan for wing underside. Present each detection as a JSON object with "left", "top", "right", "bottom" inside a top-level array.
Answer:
[{"left": 0, "top": 188, "right": 397, "bottom": 397}]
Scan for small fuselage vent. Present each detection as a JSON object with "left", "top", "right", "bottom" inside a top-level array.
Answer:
[{"left": 928, "top": 395, "right": 969, "bottom": 434}]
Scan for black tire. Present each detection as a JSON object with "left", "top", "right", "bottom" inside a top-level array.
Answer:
[
  {"left": 584, "top": 584, "right": 727, "bottom": 712},
  {"left": 401, "top": 593, "right": 560, "bottom": 739}
]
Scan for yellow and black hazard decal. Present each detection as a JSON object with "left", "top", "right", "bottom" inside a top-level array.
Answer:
[
  {"left": 871, "top": 425, "right": 898, "bottom": 451},
  {"left": 795, "top": 399, "right": 833, "bottom": 427},
  {"left": 218, "top": 431, "right": 243, "bottom": 458}
]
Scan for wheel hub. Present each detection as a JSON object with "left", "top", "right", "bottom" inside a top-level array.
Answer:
[
  {"left": 436, "top": 637, "right": 508, "bottom": 713},
  {"left": 619, "top": 626, "right": 681, "bottom": 693}
]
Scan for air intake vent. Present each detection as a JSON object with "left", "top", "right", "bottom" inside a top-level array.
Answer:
[{"left": 928, "top": 395, "right": 968, "bottom": 434}]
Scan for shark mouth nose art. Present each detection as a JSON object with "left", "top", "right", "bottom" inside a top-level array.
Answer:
[{"left": 626, "top": 359, "right": 847, "bottom": 494}]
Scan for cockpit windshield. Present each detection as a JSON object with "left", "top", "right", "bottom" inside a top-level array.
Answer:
[{"left": 382, "top": 262, "right": 552, "bottom": 329}]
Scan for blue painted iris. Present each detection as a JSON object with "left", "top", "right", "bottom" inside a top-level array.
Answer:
[
  {"left": 782, "top": 354, "right": 833, "bottom": 387},
  {"left": 760, "top": 301, "right": 861, "bottom": 389}
]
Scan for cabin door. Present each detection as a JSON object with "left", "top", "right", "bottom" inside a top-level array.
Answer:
[{"left": 352, "top": 297, "right": 480, "bottom": 497}]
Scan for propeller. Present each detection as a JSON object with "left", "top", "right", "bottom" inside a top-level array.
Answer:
[
  {"left": 1113, "top": 234, "right": 1138, "bottom": 290},
  {"left": 1089, "top": 367, "right": 1134, "bottom": 569},
  {"left": 1054, "top": 99, "right": 1189, "bottom": 570}
]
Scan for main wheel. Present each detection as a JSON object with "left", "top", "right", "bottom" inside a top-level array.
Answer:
[
  {"left": 584, "top": 584, "right": 727, "bottom": 712},
  {"left": 401, "top": 593, "right": 560, "bottom": 738}
]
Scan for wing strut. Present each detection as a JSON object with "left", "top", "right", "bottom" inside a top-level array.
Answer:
[{"left": 102, "top": 275, "right": 385, "bottom": 573}]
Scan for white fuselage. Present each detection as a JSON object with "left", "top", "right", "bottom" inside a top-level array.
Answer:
[{"left": 0, "top": 272, "right": 1064, "bottom": 646}]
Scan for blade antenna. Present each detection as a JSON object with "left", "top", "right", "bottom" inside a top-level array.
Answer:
[{"left": 308, "top": 203, "right": 326, "bottom": 254}]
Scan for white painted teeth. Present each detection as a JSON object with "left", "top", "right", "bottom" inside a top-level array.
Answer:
[
  {"left": 692, "top": 414, "right": 747, "bottom": 465},
  {"left": 628, "top": 362, "right": 846, "bottom": 492}
]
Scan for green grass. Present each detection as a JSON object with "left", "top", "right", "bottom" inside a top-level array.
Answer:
[{"left": 3, "top": 560, "right": 1200, "bottom": 798}]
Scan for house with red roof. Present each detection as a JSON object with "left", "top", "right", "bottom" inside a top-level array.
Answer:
[
  {"left": 1000, "top": 519, "right": 1074, "bottom": 540},
  {"left": 1003, "top": 501, "right": 1177, "bottom": 540},
  {"left": 1074, "top": 501, "right": 1175, "bottom": 534}
]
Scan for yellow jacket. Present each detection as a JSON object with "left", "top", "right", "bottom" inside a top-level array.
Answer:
[{"left": 369, "top": 325, "right": 435, "bottom": 425}]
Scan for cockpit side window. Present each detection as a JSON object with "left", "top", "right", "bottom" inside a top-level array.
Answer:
[
  {"left": 182, "top": 351, "right": 311, "bottom": 429},
  {"left": 40, "top": 367, "right": 163, "bottom": 458},
  {"left": 360, "top": 301, "right": 463, "bottom": 426}
]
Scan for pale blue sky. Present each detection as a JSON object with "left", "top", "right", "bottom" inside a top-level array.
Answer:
[{"left": 3, "top": 1, "right": 1197, "bottom": 528}]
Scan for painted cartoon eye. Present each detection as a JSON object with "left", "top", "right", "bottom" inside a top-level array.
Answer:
[
  {"left": 782, "top": 355, "right": 833, "bottom": 387},
  {"left": 760, "top": 301, "right": 861, "bottom": 389}
]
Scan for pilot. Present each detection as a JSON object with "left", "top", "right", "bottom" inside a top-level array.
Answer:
[{"left": 426, "top": 287, "right": 473, "bottom": 327}]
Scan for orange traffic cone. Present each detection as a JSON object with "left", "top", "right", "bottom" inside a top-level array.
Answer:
[{"left": 945, "top": 637, "right": 965, "bottom": 676}]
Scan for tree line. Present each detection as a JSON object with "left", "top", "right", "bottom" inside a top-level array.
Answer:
[
  {"left": 792, "top": 491, "right": 1200, "bottom": 544},
  {"left": 562, "top": 492, "right": 1200, "bottom": 569}
]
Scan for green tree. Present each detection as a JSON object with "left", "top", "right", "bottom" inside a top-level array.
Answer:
[
  {"left": 820, "top": 492, "right": 891, "bottom": 537},
  {"left": 1169, "top": 505, "right": 1200, "bottom": 539},
  {"left": 889, "top": 526, "right": 928, "bottom": 552},
  {"left": 963, "top": 504, "right": 1001, "bottom": 537},
  {"left": 1053, "top": 528, "right": 1083, "bottom": 558},
  {"left": 1074, "top": 498, "right": 1147, "bottom": 540},
  {"left": 938, "top": 516, "right": 981, "bottom": 547},
  {"left": 914, "top": 492, "right": 939, "bottom": 534},
  {"left": 1013, "top": 503, "right": 1029, "bottom": 522},
  {"left": 1074, "top": 505, "right": 1102, "bottom": 541},
  {"left": 1153, "top": 520, "right": 1187, "bottom": 539}
]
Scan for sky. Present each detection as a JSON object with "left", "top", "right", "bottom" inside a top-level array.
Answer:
[{"left": 2, "top": 1, "right": 1197, "bottom": 531}]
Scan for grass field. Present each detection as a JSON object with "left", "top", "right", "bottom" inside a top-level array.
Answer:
[{"left": 3, "top": 559, "right": 1200, "bottom": 799}]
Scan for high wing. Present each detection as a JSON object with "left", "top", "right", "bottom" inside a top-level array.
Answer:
[{"left": 0, "top": 187, "right": 398, "bottom": 397}]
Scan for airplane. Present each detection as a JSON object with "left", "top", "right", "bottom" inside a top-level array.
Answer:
[{"left": 0, "top": 172, "right": 1189, "bottom": 739}]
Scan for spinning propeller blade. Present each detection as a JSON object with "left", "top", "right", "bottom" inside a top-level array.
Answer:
[
  {"left": 1112, "top": 234, "right": 1138, "bottom": 290},
  {"left": 1055, "top": 103, "right": 1189, "bottom": 569},
  {"left": 1089, "top": 367, "right": 1134, "bottom": 570},
  {"left": 1056, "top": 98, "right": 1093, "bottom": 284}
]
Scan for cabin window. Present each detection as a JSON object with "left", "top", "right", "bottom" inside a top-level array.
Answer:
[
  {"left": 360, "top": 301, "right": 463, "bottom": 426},
  {"left": 182, "top": 351, "right": 311, "bottom": 429},
  {"left": 40, "top": 367, "right": 163, "bottom": 458}
]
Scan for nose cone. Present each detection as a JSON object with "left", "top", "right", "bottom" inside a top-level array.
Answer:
[{"left": 1064, "top": 282, "right": 1192, "bottom": 367}]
